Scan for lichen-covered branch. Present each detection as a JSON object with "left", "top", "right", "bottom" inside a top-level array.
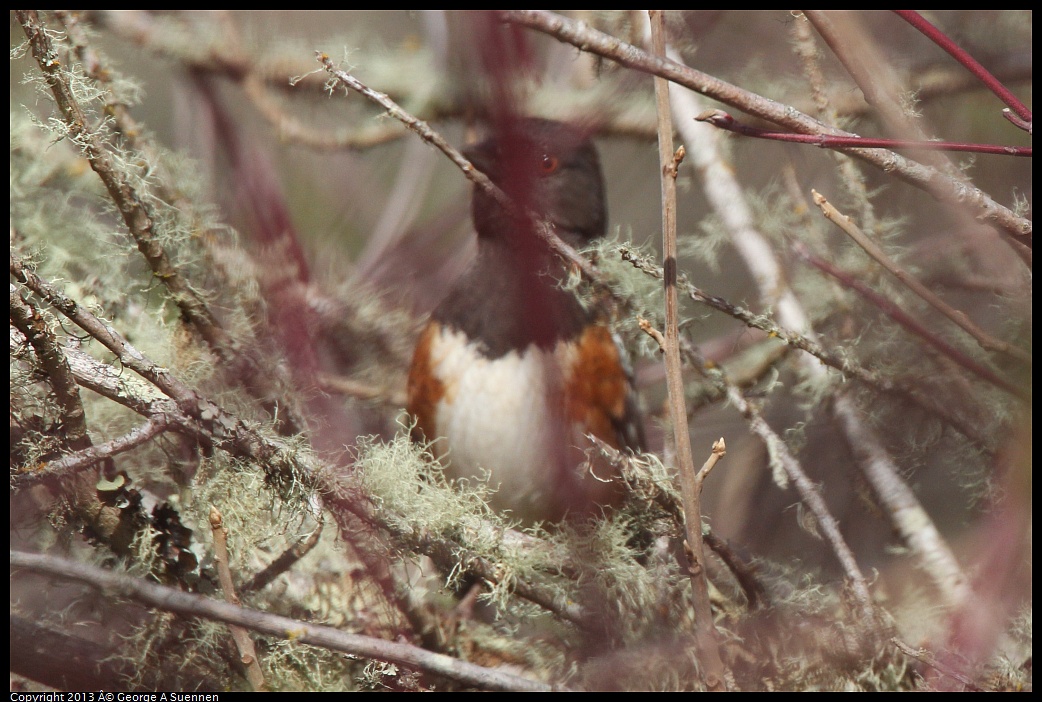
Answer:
[{"left": 10, "top": 550, "right": 560, "bottom": 692}]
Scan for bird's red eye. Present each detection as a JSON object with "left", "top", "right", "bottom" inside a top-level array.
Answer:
[{"left": 539, "top": 154, "right": 559, "bottom": 174}]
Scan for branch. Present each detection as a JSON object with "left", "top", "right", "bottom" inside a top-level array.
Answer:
[
  {"left": 793, "top": 243, "right": 1028, "bottom": 401},
  {"left": 619, "top": 246, "right": 991, "bottom": 452},
  {"left": 11, "top": 416, "right": 172, "bottom": 489},
  {"left": 501, "top": 10, "right": 1031, "bottom": 240},
  {"left": 683, "top": 343, "right": 879, "bottom": 626},
  {"left": 812, "top": 190, "right": 1031, "bottom": 364},
  {"left": 592, "top": 433, "right": 771, "bottom": 610},
  {"left": 369, "top": 508, "right": 589, "bottom": 627},
  {"left": 209, "top": 507, "right": 266, "bottom": 691},
  {"left": 10, "top": 550, "right": 560, "bottom": 692},
  {"left": 9, "top": 263, "right": 590, "bottom": 630},
  {"left": 834, "top": 398, "right": 971, "bottom": 606},
  {"left": 695, "top": 109, "right": 1030, "bottom": 157},
  {"left": 658, "top": 36, "right": 953, "bottom": 628},
  {"left": 891, "top": 11, "right": 1032, "bottom": 125},
  {"left": 10, "top": 284, "right": 129, "bottom": 550},
  {"left": 891, "top": 637, "right": 982, "bottom": 691},
  {"left": 638, "top": 302, "right": 971, "bottom": 612},
  {"left": 736, "top": 398, "right": 876, "bottom": 624},
  {"left": 10, "top": 613, "right": 222, "bottom": 691},
  {"left": 318, "top": 35, "right": 1003, "bottom": 461},
  {"left": 10, "top": 253, "right": 298, "bottom": 485},
  {"left": 33, "top": 10, "right": 308, "bottom": 437},
  {"left": 10, "top": 325, "right": 194, "bottom": 439},
  {"left": 801, "top": 10, "right": 963, "bottom": 178},
  {"left": 17, "top": 11, "right": 227, "bottom": 357},
  {"left": 241, "top": 525, "right": 322, "bottom": 595},
  {"left": 93, "top": 10, "right": 420, "bottom": 148},
  {"left": 648, "top": 9, "right": 728, "bottom": 692},
  {"left": 788, "top": 15, "right": 882, "bottom": 235},
  {"left": 10, "top": 285, "right": 91, "bottom": 453}
]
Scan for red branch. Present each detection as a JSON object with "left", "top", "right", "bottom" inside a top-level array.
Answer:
[
  {"left": 696, "top": 110, "right": 1030, "bottom": 157},
  {"left": 892, "top": 10, "right": 1032, "bottom": 126},
  {"left": 793, "top": 243, "right": 1028, "bottom": 402}
]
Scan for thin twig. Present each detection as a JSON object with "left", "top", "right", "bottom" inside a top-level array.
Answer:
[
  {"left": 241, "top": 526, "right": 322, "bottom": 595},
  {"left": 812, "top": 190, "right": 1031, "bottom": 364},
  {"left": 788, "top": 18, "right": 881, "bottom": 234},
  {"left": 696, "top": 109, "right": 1030, "bottom": 156},
  {"left": 10, "top": 286, "right": 91, "bottom": 454},
  {"left": 891, "top": 637, "right": 982, "bottom": 691},
  {"left": 649, "top": 11, "right": 729, "bottom": 691},
  {"left": 791, "top": 13, "right": 834, "bottom": 121},
  {"left": 10, "top": 550, "right": 560, "bottom": 692},
  {"left": 696, "top": 438, "right": 726, "bottom": 485},
  {"left": 317, "top": 373, "right": 407, "bottom": 407},
  {"left": 637, "top": 317, "right": 666, "bottom": 351},
  {"left": 206, "top": 12, "right": 404, "bottom": 151},
  {"left": 209, "top": 506, "right": 266, "bottom": 691},
  {"left": 12, "top": 416, "right": 172, "bottom": 489},
  {"left": 702, "top": 529, "right": 768, "bottom": 611},
  {"left": 793, "top": 243, "right": 1028, "bottom": 401}
]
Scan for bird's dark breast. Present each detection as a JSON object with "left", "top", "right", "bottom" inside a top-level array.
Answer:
[{"left": 431, "top": 247, "right": 590, "bottom": 358}]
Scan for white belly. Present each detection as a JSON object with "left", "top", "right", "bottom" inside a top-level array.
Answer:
[{"left": 429, "top": 327, "right": 578, "bottom": 520}]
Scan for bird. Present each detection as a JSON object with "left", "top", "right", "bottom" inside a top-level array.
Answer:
[{"left": 406, "top": 117, "right": 645, "bottom": 524}]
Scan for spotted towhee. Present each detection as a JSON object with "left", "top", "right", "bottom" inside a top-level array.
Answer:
[{"left": 407, "top": 118, "right": 645, "bottom": 524}]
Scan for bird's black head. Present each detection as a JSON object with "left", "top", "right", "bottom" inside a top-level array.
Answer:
[{"left": 464, "top": 118, "right": 607, "bottom": 251}]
